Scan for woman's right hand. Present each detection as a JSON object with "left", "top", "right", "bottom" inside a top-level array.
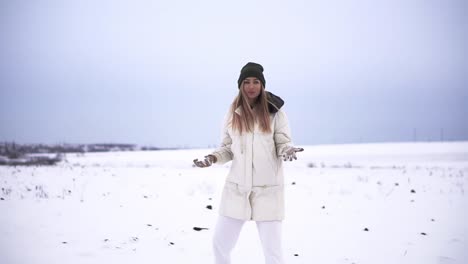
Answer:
[{"left": 193, "top": 155, "right": 217, "bottom": 168}]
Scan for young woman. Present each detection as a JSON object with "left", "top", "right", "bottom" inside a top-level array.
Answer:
[{"left": 193, "top": 62, "right": 303, "bottom": 264}]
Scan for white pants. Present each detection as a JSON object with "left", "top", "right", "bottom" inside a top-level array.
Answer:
[{"left": 213, "top": 215, "right": 285, "bottom": 264}]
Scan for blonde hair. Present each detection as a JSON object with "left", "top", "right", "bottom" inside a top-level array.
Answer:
[{"left": 229, "top": 84, "right": 272, "bottom": 134}]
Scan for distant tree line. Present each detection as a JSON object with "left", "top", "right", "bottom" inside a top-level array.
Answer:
[{"left": 0, "top": 142, "right": 171, "bottom": 166}]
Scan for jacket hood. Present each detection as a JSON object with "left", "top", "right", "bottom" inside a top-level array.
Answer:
[
  {"left": 266, "top": 91, "right": 284, "bottom": 113},
  {"left": 234, "top": 91, "right": 284, "bottom": 115}
]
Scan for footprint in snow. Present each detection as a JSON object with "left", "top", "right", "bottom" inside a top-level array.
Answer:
[{"left": 437, "top": 256, "right": 456, "bottom": 263}]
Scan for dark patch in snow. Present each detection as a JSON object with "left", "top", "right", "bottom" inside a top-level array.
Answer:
[
  {"left": 421, "top": 232, "right": 427, "bottom": 236},
  {"left": 363, "top": 228, "right": 369, "bottom": 231},
  {"left": 206, "top": 205, "right": 213, "bottom": 210},
  {"left": 395, "top": 182, "right": 399, "bottom": 186},
  {"left": 143, "top": 195, "right": 148, "bottom": 199},
  {"left": 321, "top": 206, "right": 325, "bottom": 209},
  {"left": 193, "top": 227, "right": 209, "bottom": 231},
  {"left": 208, "top": 197, "right": 212, "bottom": 200},
  {"left": 169, "top": 242, "right": 174, "bottom": 245},
  {"left": 411, "top": 189, "right": 416, "bottom": 193},
  {"left": 62, "top": 241, "right": 67, "bottom": 244},
  {"left": 104, "top": 239, "right": 109, "bottom": 242},
  {"left": 147, "top": 224, "right": 152, "bottom": 226},
  {"left": 431, "top": 218, "right": 435, "bottom": 222},
  {"left": 294, "top": 254, "right": 299, "bottom": 256},
  {"left": 291, "top": 182, "right": 296, "bottom": 185},
  {"left": 0, "top": 197, "right": 4, "bottom": 200}
]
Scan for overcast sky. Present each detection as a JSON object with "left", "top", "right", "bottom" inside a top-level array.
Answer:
[{"left": 1, "top": 0, "right": 467, "bottom": 148}]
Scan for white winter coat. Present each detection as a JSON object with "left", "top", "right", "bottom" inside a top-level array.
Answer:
[{"left": 211, "top": 106, "right": 293, "bottom": 221}]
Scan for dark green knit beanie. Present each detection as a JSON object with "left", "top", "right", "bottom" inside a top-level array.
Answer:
[{"left": 237, "top": 62, "right": 266, "bottom": 88}]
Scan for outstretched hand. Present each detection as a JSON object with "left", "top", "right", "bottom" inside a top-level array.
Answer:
[
  {"left": 193, "top": 155, "right": 217, "bottom": 168},
  {"left": 281, "top": 147, "right": 304, "bottom": 161}
]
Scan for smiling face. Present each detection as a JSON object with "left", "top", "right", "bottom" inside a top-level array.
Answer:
[{"left": 242, "top": 77, "right": 262, "bottom": 104}]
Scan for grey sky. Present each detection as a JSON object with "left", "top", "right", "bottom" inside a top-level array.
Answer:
[{"left": 1, "top": 0, "right": 467, "bottom": 148}]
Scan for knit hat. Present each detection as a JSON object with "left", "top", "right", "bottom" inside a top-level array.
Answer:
[{"left": 237, "top": 62, "right": 266, "bottom": 88}]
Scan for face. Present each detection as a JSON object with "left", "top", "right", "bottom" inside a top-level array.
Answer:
[{"left": 242, "top": 77, "right": 262, "bottom": 102}]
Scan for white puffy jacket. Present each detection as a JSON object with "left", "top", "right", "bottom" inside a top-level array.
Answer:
[{"left": 211, "top": 106, "right": 293, "bottom": 221}]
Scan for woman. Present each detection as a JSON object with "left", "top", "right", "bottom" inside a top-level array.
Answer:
[{"left": 193, "top": 62, "right": 303, "bottom": 264}]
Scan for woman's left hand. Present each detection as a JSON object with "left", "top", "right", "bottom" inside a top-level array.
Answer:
[{"left": 281, "top": 146, "right": 304, "bottom": 161}]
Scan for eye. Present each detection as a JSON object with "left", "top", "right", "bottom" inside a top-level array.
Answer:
[{"left": 254, "top": 80, "right": 260, "bottom": 84}]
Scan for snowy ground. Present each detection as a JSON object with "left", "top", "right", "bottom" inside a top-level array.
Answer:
[{"left": 1, "top": 141, "right": 467, "bottom": 264}]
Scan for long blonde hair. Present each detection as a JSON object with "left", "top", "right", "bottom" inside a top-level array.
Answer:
[{"left": 229, "top": 84, "right": 272, "bottom": 134}]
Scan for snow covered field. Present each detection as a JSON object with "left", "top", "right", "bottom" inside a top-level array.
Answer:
[{"left": 1, "top": 141, "right": 467, "bottom": 264}]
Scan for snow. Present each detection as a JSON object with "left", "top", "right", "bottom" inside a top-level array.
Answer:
[{"left": 1, "top": 141, "right": 467, "bottom": 264}]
